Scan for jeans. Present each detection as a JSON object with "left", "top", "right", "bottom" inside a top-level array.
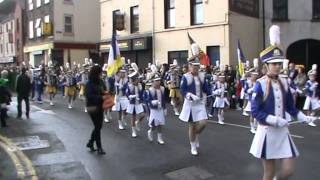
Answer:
[
  {"left": 88, "top": 110, "right": 104, "bottom": 149},
  {"left": 17, "top": 96, "right": 30, "bottom": 117}
]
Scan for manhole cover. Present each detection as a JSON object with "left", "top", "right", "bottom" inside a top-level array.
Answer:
[
  {"left": 165, "top": 166, "right": 214, "bottom": 180},
  {"left": 11, "top": 136, "right": 50, "bottom": 151}
]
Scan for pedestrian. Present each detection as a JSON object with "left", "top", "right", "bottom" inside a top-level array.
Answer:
[
  {"left": 250, "top": 25, "right": 315, "bottom": 180},
  {"left": 16, "top": 67, "right": 31, "bottom": 119},
  {"left": 85, "top": 65, "right": 106, "bottom": 155},
  {"left": 0, "top": 78, "right": 11, "bottom": 127},
  {"left": 126, "top": 63, "right": 145, "bottom": 138},
  {"left": 45, "top": 63, "right": 58, "bottom": 106},
  {"left": 179, "top": 57, "right": 211, "bottom": 156},
  {"left": 147, "top": 74, "right": 167, "bottom": 144}
]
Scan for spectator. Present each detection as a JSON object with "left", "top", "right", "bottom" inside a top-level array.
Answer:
[
  {"left": 16, "top": 68, "right": 32, "bottom": 119},
  {"left": 85, "top": 65, "right": 107, "bottom": 155}
]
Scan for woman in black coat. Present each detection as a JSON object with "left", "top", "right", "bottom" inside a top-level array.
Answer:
[{"left": 85, "top": 65, "right": 106, "bottom": 155}]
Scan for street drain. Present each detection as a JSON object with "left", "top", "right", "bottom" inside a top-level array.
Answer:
[
  {"left": 165, "top": 166, "right": 214, "bottom": 180},
  {"left": 10, "top": 136, "right": 50, "bottom": 151}
]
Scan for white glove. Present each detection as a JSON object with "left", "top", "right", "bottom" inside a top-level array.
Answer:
[
  {"left": 129, "top": 95, "right": 137, "bottom": 99},
  {"left": 189, "top": 93, "right": 200, "bottom": 101},
  {"left": 297, "top": 111, "right": 315, "bottom": 124},
  {"left": 151, "top": 100, "right": 159, "bottom": 106},
  {"left": 266, "top": 115, "right": 288, "bottom": 127},
  {"left": 158, "top": 101, "right": 162, "bottom": 108},
  {"left": 186, "top": 93, "right": 200, "bottom": 101},
  {"left": 247, "top": 88, "right": 253, "bottom": 94}
]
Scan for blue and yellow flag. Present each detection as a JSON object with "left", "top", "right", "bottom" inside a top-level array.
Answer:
[
  {"left": 107, "top": 32, "right": 123, "bottom": 77},
  {"left": 237, "top": 40, "right": 246, "bottom": 76}
]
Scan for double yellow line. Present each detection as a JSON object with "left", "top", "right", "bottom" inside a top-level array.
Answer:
[{"left": 0, "top": 135, "right": 38, "bottom": 180}]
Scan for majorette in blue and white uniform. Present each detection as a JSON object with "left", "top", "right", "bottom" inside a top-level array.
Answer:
[
  {"left": 179, "top": 49, "right": 211, "bottom": 155},
  {"left": 250, "top": 25, "right": 314, "bottom": 162},
  {"left": 146, "top": 74, "right": 166, "bottom": 144},
  {"left": 112, "top": 67, "right": 129, "bottom": 129},
  {"left": 126, "top": 63, "right": 145, "bottom": 138},
  {"left": 212, "top": 64, "right": 229, "bottom": 125},
  {"left": 243, "top": 58, "right": 259, "bottom": 133},
  {"left": 303, "top": 64, "right": 320, "bottom": 127}
]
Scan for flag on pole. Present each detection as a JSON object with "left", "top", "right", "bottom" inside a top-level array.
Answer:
[
  {"left": 107, "top": 32, "right": 123, "bottom": 77},
  {"left": 237, "top": 40, "right": 246, "bottom": 76}
]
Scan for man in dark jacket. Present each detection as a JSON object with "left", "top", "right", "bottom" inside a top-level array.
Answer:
[
  {"left": 0, "top": 78, "right": 11, "bottom": 127},
  {"left": 16, "top": 68, "right": 32, "bottom": 119}
]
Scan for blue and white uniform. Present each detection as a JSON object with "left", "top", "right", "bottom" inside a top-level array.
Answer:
[
  {"left": 213, "top": 81, "right": 229, "bottom": 108},
  {"left": 113, "top": 76, "right": 129, "bottom": 111},
  {"left": 243, "top": 79, "right": 255, "bottom": 112},
  {"left": 250, "top": 76, "right": 300, "bottom": 159},
  {"left": 179, "top": 72, "right": 211, "bottom": 122},
  {"left": 126, "top": 83, "right": 144, "bottom": 114},
  {"left": 147, "top": 86, "right": 166, "bottom": 127},
  {"left": 303, "top": 80, "right": 320, "bottom": 110}
]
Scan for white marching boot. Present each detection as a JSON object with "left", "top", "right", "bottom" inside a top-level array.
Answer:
[
  {"left": 190, "top": 142, "right": 198, "bottom": 156},
  {"left": 131, "top": 127, "right": 137, "bottom": 138},
  {"left": 157, "top": 133, "right": 165, "bottom": 145},
  {"left": 135, "top": 120, "right": 141, "bottom": 131},
  {"left": 118, "top": 120, "right": 125, "bottom": 130},
  {"left": 195, "top": 135, "right": 200, "bottom": 148},
  {"left": 218, "top": 114, "right": 224, "bottom": 125},
  {"left": 147, "top": 129, "right": 153, "bottom": 142}
]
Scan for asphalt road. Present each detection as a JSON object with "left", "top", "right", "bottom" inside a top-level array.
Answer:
[{"left": 0, "top": 95, "right": 319, "bottom": 180}]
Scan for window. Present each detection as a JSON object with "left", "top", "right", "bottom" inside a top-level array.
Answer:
[
  {"left": 165, "top": 0, "right": 176, "bottom": 28},
  {"left": 44, "top": 15, "right": 50, "bottom": 23},
  {"left": 207, "top": 46, "right": 220, "bottom": 65},
  {"left": 16, "top": 39, "right": 20, "bottom": 51},
  {"left": 313, "top": 0, "right": 320, "bottom": 20},
  {"left": 44, "top": 0, "right": 50, "bottom": 4},
  {"left": 130, "top": 6, "right": 139, "bottom": 33},
  {"left": 64, "top": 15, "right": 73, "bottom": 33},
  {"left": 0, "top": 44, "right": 2, "bottom": 54},
  {"left": 6, "top": 23, "right": 8, "bottom": 32},
  {"left": 36, "top": 0, "right": 41, "bottom": 8},
  {"left": 29, "top": 21, "right": 34, "bottom": 39},
  {"left": 273, "top": 0, "right": 288, "bottom": 21},
  {"left": 35, "top": 18, "right": 42, "bottom": 37},
  {"left": 168, "top": 51, "right": 188, "bottom": 65},
  {"left": 16, "top": 18, "right": 20, "bottom": 33},
  {"left": 191, "top": 0, "right": 203, "bottom": 25},
  {"left": 29, "top": 0, "right": 34, "bottom": 11}
]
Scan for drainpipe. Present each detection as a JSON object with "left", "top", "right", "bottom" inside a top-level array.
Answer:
[
  {"left": 262, "top": 0, "right": 266, "bottom": 49},
  {"left": 152, "top": 0, "right": 155, "bottom": 64}
]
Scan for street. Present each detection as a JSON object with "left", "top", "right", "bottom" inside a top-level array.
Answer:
[{"left": 0, "top": 96, "right": 319, "bottom": 180}]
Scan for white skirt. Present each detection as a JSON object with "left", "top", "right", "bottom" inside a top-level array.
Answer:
[
  {"left": 149, "top": 108, "right": 165, "bottom": 127},
  {"left": 244, "top": 101, "right": 251, "bottom": 112},
  {"left": 126, "top": 103, "right": 144, "bottom": 114},
  {"left": 249, "top": 125, "right": 299, "bottom": 159},
  {"left": 112, "top": 96, "right": 129, "bottom": 111},
  {"left": 213, "top": 97, "right": 229, "bottom": 108},
  {"left": 303, "top": 96, "right": 320, "bottom": 110},
  {"left": 179, "top": 99, "right": 208, "bottom": 122}
]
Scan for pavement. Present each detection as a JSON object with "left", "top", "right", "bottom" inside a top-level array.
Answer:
[{"left": 0, "top": 94, "right": 319, "bottom": 180}]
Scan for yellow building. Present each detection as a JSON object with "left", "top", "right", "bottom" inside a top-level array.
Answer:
[{"left": 100, "top": 0, "right": 262, "bottom": 67}]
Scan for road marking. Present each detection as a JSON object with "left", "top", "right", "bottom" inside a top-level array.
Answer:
[
  {"left": 0, "top": 141, "right": 25, "bottom": 178},
  {"left": 0, "top": 135, "right": 38, "bottom": 180},
  {"left": 208, "top": 120, "right": 304, "bottom": 139},
  {"left": 10, "top": 101, "right": 56, "bottom": 115}
]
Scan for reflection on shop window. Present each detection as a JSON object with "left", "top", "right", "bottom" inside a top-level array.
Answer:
[{"left": 168, "top": 50, "right": 188, "bottom": 65}]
